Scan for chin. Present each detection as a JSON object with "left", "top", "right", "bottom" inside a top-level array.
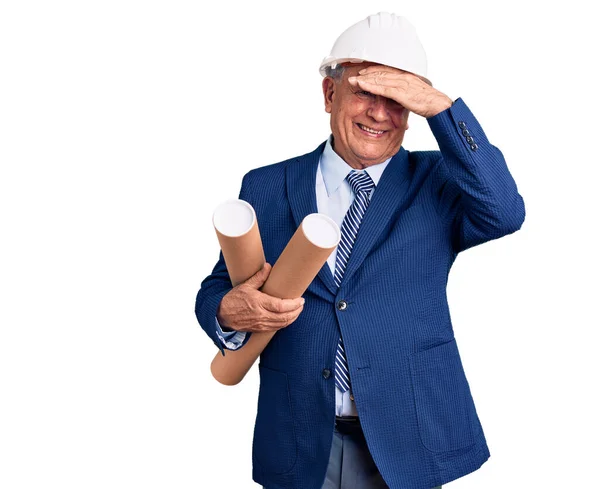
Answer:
[{"left": 354, "top": 150, "right": 388, "bottom": 165}]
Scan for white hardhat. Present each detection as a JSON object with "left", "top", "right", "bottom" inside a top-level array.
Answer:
[{"left": 319, "top": 12, "right": 430, "bottom": 85}]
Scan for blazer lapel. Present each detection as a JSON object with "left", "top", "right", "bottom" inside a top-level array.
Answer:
[
  {"left": 339, "top": 147, "right": 412, "bottom": 288},
  {"left": 286, "top": 142, "right": 338, "bottom": 297}
]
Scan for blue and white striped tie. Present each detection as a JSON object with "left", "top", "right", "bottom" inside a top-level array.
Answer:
[{"left": 334, "top": 170, "right": 375, "bottom": 393}]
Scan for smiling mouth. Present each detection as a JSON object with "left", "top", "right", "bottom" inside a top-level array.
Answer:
[{"left": 356, "top": 123, "right": 386, "bottom": 136}]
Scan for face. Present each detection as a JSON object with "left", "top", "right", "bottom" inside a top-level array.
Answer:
[{"left": 322, "top": 63, "right": 410, "bottom": 169}]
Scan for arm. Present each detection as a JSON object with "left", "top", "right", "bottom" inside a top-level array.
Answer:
[
  {"left": 349, "top": 66, "right": 525, "bottom": 253},
  {"left": 195, "top": 172, "right": 304, "bottom": 381},
  {"left": 210, "top": 331, "right": 276, "bottom": 385},
  {"left": 195, "top": 249, "right": 247, "bottom": 357},
  {"left": 207, "top": 263, "right": 304, "bottom": 385},
  {"left": 195, "top": 172, "right": 255, "bottom": 355},
  {"left": 215, "top": 318, "right": 247, "bottom": 350},
  {"left": 427, "top": 98, "right": 525, "bottom": 252}
]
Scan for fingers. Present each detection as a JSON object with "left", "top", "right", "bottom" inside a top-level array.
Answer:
[
  {"left": 221, "top": 266, "right": 308, "bottom": 332},
  {"left": 358, "top": 65, "right": 408, "bottom": 77},
  {"left": 353, "top": 65, "right": 432, "bottom": 87},
  {"left": 243, "top": 262, "right": 271, "bottom": 289},
  {"left": 352, "top": 77, "right": 399, "bottom": 101},
  {"left": 261, "top": 303, "right": 304, "bottom": 329},
  {"left": 261, "top": 295, "right": 305, "bottom": 314},
  {"left": 239, "top": 294, "right": 305, "bottom": 332},
  {"left": 350, "top": 73, "right": 411, "bottom": 90},
  {"left": 348, "top": 75, "right": 402, "bottom": 103},
  {"left": 349, "top": 63, "right": 422, "bottom": 90},
  {"left": 348, "top": 70, "right": 441, "bottom": 118},
  {"left": 233, "top": 301, "right": 304, "bottom": 333}
]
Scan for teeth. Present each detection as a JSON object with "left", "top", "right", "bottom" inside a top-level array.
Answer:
[{"left": 359, "top": 124, "right": 384, "bottom": 135}]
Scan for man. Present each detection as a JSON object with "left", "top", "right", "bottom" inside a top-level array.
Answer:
[{"left": 195, "top": 12, "right": 525, "bottom": 489}]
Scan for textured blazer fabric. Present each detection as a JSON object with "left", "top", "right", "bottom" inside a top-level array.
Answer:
[{"left": 195, "top": 98, "right": 526, "bottom": 489}]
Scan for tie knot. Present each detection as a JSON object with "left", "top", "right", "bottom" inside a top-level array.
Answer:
[{"left": 347, "top": 170, "right": 374, "bottom": 195}]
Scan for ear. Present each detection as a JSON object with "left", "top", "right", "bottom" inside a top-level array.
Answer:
[{"left": 322, "top": 77, "right": 335, "bottom": 114}]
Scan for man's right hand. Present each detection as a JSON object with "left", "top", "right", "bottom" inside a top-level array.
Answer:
[{"left": 216, "top": 263, "right": 305, "bottom": 333}]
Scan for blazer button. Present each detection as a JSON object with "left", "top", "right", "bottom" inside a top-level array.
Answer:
[
  {"left": 322, "top": 368, "right": 331, "bottom": 379},
  {"left": 337, "top": 300, "right": 348, "bottom": 311}
]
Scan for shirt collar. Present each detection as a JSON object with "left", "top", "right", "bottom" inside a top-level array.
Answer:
[{"left": 320, "top": 136, "right": 391, "bottom": 197}]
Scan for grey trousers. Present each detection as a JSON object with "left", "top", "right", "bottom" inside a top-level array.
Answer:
[{"left": 263, "top": 424, "right": 442, "bottom": 489}]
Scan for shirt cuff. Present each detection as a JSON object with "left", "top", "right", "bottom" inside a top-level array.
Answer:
[{"left": 215, "top": 317, "right": 247, "bottom": 350}]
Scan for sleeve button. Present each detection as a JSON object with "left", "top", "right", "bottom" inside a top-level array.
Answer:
[
  {"left": 470, "top": 143, "right": 479, "bottom": 151},
  {"left": 458, "top": 121, "right": 467, "bottom": 129},
  {"left": 466, "top": 136, "right": 474, "bottom": 144}
]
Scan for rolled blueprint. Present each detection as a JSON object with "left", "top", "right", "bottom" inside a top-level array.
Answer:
[
  {"left": 213, "top": 199, "right": 265, "bottom": 286},
  {"left": 262, "top": 213, "right": 341, "bottom": 298},
  {"left": 211, "top": 212, "right": 340, "bottom": 386}
]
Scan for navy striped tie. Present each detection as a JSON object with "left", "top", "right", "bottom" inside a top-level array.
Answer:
[{"left": 334, "top": 170, "right": 375, "bottom": 393}]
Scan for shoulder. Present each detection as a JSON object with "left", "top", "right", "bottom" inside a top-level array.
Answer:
[
  {"left": 244, "top": 155, "right": 294, "bottom": 183},
  {"left": 407, "top": 149, "right": 442, "bottom": 166},
  {"left": 405, "top": 148, "right": 459, "bottom": 205},
  {"left": 406, "top": 149, "right": 446, "bottom": 180},
  {"left": 243, "top": 141, "right": 326, "bottom": 184}
]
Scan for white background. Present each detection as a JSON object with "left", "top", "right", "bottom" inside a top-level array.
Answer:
[{"left": 1, "top": 0, "right": 598, "bottom": 488}]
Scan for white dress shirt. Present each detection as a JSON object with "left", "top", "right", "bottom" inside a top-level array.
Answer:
[{"left": 216, "top": 136, "right": 391, "bottom": 416}]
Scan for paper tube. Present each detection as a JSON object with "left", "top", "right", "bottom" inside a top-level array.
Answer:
[
  {"left": 262, "top": 213, "right": 341, "bottom": 298},
  {"left": 212, "top": 199, "right": 265, "bottom": 286},
  {"left": 211, "top": 213, "right": 340, "bottom": 386}
]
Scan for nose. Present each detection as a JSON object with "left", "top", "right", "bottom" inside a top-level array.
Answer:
[{"left": 366, "top": 96, "right": 391, "bottom": 122}]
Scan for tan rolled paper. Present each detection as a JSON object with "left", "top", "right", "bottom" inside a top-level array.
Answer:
[
  {"left": 211, "top": 213, "right": 341, "bottom": 385},
  {"left": 262, "top": 213, "right": 341, "bottom": 298},
  {"left": 212, "top": 199, "right": 265, "bottom": 287}
]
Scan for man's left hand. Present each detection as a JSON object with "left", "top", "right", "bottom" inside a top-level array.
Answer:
[{"left": 348, "top": 65, "right": 453, "bottom": 118}]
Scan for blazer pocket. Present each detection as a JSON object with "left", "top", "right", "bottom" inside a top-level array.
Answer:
[
  {"left": 409, "top": 338, "right": 477, "bottom": 452},
  {"left": 252, "top": 364, "right": 298, "bottom": 474}
]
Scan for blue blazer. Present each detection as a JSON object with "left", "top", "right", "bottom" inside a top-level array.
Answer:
[{"left": 195, "top": 98, "right": 525, "bottom": 489}]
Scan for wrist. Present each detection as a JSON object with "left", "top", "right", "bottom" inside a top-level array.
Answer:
[
  {"left": 216, "top": 303, "right": 233, "bottom": 331},
  {"left": 427, "top": 97, "right": 453, "bottom": 118}
]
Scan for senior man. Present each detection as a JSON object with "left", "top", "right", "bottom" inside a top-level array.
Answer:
[{"left": 195, "top": 12, "right": 525, "bottom": 489}]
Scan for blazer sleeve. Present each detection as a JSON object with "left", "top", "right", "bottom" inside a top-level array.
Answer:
[
  {"left": 194, "top": 172, "right": 254, "bottom": 356},
  {"left": 427, "top": 97, "right": 526, "bottom": 253}
]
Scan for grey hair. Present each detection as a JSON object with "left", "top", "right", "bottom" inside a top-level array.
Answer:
[{"left": 323, "top": 64, "right": 346, "bottom": 82}]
